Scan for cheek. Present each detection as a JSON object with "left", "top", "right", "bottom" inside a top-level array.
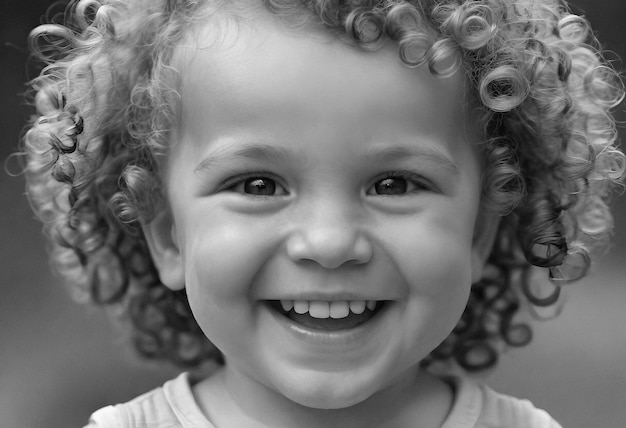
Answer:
[
  {"left": 179, "top": 218, "right": 275, "bottom": 350},
  {"left": 406, "top": 241, "right": 474, "bottom": 294},
  {"left": 388, "top": 212, "right": 476, "bottom": 293},
  {"left": 385, "top": 212, "right": 475, "bottom": 346},
  {"left": 400, "top": 241, "right": 473, "bottom": 320},
  {"left": 398, "top": 244, "right": 473, "bottom": 355},
  {"left": 183, "top": 220, "right": 265, "bottom": 302}
]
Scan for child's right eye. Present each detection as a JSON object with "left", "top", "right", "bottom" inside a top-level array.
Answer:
[{"left": 225, "top": 175, "right": 289, "bottom": 196}]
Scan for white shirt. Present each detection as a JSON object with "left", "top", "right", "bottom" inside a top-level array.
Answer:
[{"left": 85, "top": 372, "right": 562, "bottom": 427}]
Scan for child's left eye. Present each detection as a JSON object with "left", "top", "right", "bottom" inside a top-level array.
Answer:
[
  {"left": 226, "top": 175, "right": 289, "bottom": 196},
  {"left": 366, "top": 173, "right": 431, "bottom": 196}
]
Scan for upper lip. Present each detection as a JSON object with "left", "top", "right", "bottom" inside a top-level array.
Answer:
[{"left": 261, "top": 293, "right": 390, "bottom": 302}]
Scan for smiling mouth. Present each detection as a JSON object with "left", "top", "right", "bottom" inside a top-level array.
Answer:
[{"left": 268, "top": 300, "right": 386, "bottom": 331}]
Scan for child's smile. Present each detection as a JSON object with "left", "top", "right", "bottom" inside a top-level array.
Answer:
[
  {"left": 271, "top": 299, "right": 382, "bottom": 330},
  {"left": 148, "top": 8, "right": 492, "bottom": 422}
]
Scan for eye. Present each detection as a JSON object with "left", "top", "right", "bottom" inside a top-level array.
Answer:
[
  {"left": 227, "top": 175, "right": 289, "bottom": 196},
  {"left": 366, "top": 172, "right": 431, "bottom": 196},
  {"left": 374, "top": 177, "right": 408, "bottom": 195}
]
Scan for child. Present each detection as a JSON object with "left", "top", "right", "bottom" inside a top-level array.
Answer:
[{"left": 22, "top": 0, "right": 624, "bottom": 426}]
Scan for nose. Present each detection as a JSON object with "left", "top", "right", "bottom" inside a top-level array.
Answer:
[{"left": 285, "top": 201, "right": 373, "bottom": 269}]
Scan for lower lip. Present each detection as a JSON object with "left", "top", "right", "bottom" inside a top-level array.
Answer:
[{"left": 262, "top": 301, "right": 392, "bottom": 351}]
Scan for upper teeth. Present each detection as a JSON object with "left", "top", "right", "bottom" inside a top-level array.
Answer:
[{"left": 280, "top": 300, "right": 378, "bottom": 319}]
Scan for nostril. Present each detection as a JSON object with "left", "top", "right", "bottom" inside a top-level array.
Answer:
[{"left": 285, "top": 230, "right": 372, "bottom": 268}]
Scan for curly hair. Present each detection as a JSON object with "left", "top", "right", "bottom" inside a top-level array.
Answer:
[{"left": 22, "top": 0, "right": 625, "bottom": 371}]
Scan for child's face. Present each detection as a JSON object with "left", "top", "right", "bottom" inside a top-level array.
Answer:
[{"left": 150, "top": 13, "right": 489, "bottom": 409}]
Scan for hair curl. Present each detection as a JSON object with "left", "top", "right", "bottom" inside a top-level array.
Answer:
[{"left": 22, "top": 0, "right": 625, "bottom": 371}]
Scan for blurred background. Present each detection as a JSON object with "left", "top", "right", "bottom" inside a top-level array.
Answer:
[{"left": 1, "top": 1, "right": 625, "bottom": 427}]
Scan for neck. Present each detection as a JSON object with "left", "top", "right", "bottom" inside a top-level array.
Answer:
[{"left": 194, "top": 364, "right": 453, "bottom": 428}]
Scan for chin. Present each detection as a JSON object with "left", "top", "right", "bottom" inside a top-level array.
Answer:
[{"left": 274, "top": 371, "right": 382, "bottom": 410}]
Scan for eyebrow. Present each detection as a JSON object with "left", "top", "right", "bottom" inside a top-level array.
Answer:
[
  {"left": 194, "top": 142, "right": 294, "bottom": 173},
  {"left": 362, "top": 145, "right": 460, "bottom": 177},
  {"left": 194, "top": 141, "right": 460, "bottom": 177}
]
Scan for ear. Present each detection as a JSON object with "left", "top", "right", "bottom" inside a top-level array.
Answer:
[
  {"left": 470, "top": 211, "right": 501, "bottom": 284},
  {"left": 141, "top": 209, "right": 185, "bottom": 291}
]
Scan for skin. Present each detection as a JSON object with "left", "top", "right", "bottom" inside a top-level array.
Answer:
[{"left": 144, "top": 9, "right": 496, "bottom": 428}]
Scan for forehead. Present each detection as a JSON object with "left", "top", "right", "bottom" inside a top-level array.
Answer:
[{"left": 170, "top": 6, "right": 475, "bottom": 156}]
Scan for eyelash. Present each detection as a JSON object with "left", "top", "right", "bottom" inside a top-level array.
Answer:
[
  {"left": 219, "top": 170, "right": 434, "bottom": 197},
  {"left": 366, "top": 171, "right": 434, "bottom": 196},
  {"left": 221, "top": 172, "right": 289, "bottom": 197}
]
